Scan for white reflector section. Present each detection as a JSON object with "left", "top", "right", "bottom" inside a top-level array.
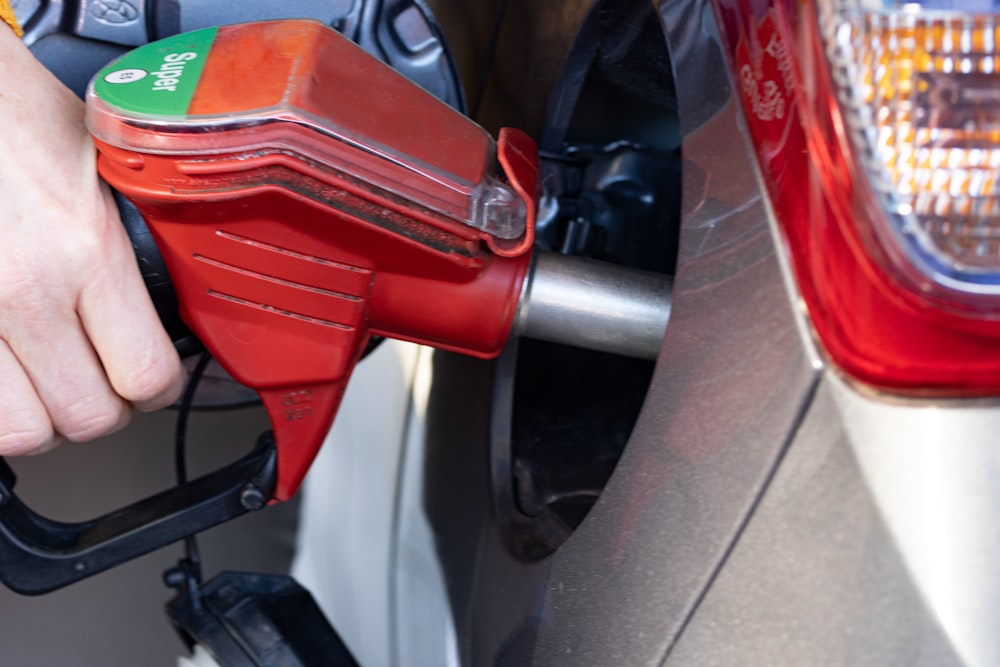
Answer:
[{"left": 821, "top": 0, "right": 1000, "bottom": 296}]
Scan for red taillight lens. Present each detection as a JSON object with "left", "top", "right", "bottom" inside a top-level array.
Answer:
[{"left": 720, "top": 1, "right": 1000, "bottom": 396}]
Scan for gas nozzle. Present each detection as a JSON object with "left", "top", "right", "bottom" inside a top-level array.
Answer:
[
  {"left": 87, "top": 19, "right": 669, "bottom": 502},
  {"left": 88, "top": 19, "right": 540, "bottom": 502},
  {"left": 0, "top": 19, "right": 670, "bottom": 598}
]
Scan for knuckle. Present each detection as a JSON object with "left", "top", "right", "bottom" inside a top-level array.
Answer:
[
  {"left": 0, "top": 271, "right": 48, "bottom": 312},
  {"left": 71, "top": 220, "right": 118, "bottom": 273},
  {"left": 0, "top": 420, "right": 54, "bottom": 456},
  {"left": 0, "top": 208, "right": 118, "bottom": 314},
  {"left": 56, "top": 399, "right": 129, "bottom": 443},
  {"left": 115, "top": 351, "right": 183, "bottom": 410},
  {"left": 0, "top": 270, "right": 67, "bottom": 337},
  {"left": 74, "top": 216, "right": 129, "bottom": 278}
]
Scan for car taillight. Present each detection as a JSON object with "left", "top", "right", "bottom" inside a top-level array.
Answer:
[
  {"left": 719, "top": 0, "right": 1000, "bottom": 396},
  {"left": 821, "top": 0, "right": 1000, "bottom": 302}
]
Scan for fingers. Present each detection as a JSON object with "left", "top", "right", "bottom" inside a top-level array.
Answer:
[
  {"left": 77, "top": 195, "right": 185, "bottom": 413},
  {"left": 0, "top": 339, "right": 57, "bottom": 456},
  {"left": 0, "top": 276, "right": 131, "bottom": 450},
  {"left": 0, "top": 197, "right": 182, "bottom": 454}
]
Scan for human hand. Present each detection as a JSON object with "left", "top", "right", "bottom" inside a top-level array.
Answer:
[{"left": 0, "top": 26, "right": 184, "bottom": 454}]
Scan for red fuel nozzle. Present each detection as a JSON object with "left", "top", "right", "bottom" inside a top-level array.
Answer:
[{"left": 87, "top": 20, "right": 537, "bottom": 502}]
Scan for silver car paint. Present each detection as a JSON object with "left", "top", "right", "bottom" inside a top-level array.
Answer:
[
  {"left": 394, "top": 0, "right": 818, "bottom": 662},
  {"left": 527, "top": 1, "right": 819, "bottom": 662},
  {"left": 400, "top": 1, "right": 1000, "bottom": 665},
  {"left": 664, "top": 374, "right": 966, "bottom": 666},
  {"left": 835, "top": 377, "right": 1000, "bottom": 667}
]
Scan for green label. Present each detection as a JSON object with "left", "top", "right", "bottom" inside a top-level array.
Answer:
[{"left": 94, "top": 27, "right": 218, "bottom": 117}]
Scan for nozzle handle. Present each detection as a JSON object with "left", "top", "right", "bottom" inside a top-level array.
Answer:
[{"left": 0, "top": 434, "right": 276, "bottom": 595}]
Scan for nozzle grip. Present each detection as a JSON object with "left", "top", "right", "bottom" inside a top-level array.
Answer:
[
  {"left": 0, "top": 434, "right": 276, "bottom": 595},
  {"left": 114, "top": 191, "right": 201, "bottom": 357}
]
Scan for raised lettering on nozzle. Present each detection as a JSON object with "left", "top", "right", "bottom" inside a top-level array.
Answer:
[{"left": 152, "top": 52, "right": 198, "bottom": 93}]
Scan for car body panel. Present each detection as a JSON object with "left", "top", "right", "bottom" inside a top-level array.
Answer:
[
  {"left": 397, "top": 2, "right": 821, "bottom": 664},
  {"left": 528, "top": 87, "right": 816, "bottom": 667},
  {"left": 835, "top": 377, "right": 1000, "bottom": 667},
  {"left": 406, "top": 1, "right": 1000, "bottom": 665},
  {"left": 666, "top": 375, "right": 964, "bottom": 666}
]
